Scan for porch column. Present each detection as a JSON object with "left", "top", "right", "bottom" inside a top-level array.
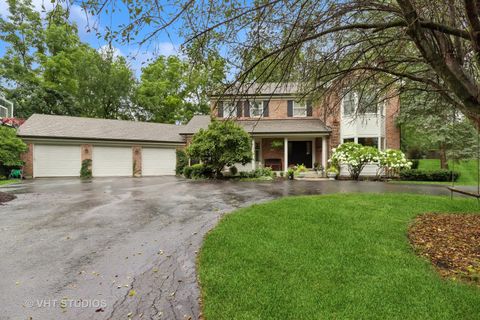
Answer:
[
  {"left": 251, "top": 138, "right": 256, "bottom": 170},
  {"left": 284, "top": 137, "right": 288, "bottom": 172},
  {"left": 322, "top": 136, "right": 327, "bottom": 170}
]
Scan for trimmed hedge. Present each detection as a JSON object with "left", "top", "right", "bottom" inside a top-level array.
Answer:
[
  {"left": 399, "top": 169, "right": 460, "bottom": 182},
  {"left": 183, "top": 164, "right": 214, "bottom": 179}
]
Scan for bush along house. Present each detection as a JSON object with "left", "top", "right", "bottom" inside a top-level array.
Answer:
[{"left": 180, "top": 83, "right": 401, "bottom": 175}]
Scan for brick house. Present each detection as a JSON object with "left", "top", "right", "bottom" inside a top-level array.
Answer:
[
  {"left": 16, "top": 83, "right": 400, "bottom": 178},
  {"left": 181, "top": 83, "right": 400, "bottom": 172}
]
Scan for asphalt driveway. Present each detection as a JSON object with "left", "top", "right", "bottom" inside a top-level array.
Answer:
[{"left": 0, "top": 177, "right": 453, "bottom": 320}]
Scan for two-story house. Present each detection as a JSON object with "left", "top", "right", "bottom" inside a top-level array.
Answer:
[{"left": 181, "top": 83, "right": 400, "bottom": 172}]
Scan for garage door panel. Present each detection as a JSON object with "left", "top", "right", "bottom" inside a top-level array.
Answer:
[
  {"left": 93, "top": 147, "right": 132, "bottom": 177},
  {"left": 34, "top": 145, "right": 81, "bottom": 177},
  {"left": 142, "top": 148, "right": 176, "bottom": 176}
]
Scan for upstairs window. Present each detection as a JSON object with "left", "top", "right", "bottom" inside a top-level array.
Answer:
[
  {"left": 223, "top": 103, "right": 236, "bottom": 118},
  {"left": 358, "top": 92, "right": 378, "bottom": 114},
  {"left": 0, "top": 106, "right": 7, "bottom": 118},
  {"left": 293, "top": 101, "right": 307, "bottom": 117},
  {"left": 250, "top": 101, "right": 264, "bottom": 117},
  {"left": 342, "top": 92, "right": 355, "bottom": 116}
]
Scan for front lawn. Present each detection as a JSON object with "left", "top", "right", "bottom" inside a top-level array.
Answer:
[
  {"left": 198, "top": 194, "right": 480, "bottom": 319},
  {"left": 419, "top": 159, "right": 478, "bottom": 186},
  {"left": 0, "top": 179, "right": 20, "bottom": 186}
]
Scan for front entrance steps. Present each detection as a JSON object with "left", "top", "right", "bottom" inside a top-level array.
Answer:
[{"left": 296, "top": 170, "right": 328, "bottom": 180}]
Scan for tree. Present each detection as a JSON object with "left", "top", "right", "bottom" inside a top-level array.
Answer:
[
  {"left": 135, "top": 54, "right": 225, "bottom": 124},
  {"left": 397, "top": 90, "right": 478, "bottom": 168},
  {"left": 186, "top": 120, "right": 252, "bottom": 177},
  {"left": 0, "top": 1, "right": 135, "bottom": 119},
  {"left": 0, "top": 126, "right": 27, "bottom": 166},
  {"left": 83, "top": 0, "right": 480, "bottom": 123}
]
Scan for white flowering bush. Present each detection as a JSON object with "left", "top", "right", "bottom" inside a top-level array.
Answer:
[
  {"left": 377, "top": 149, "right": 412, "bottom": 178},
  {"left": 330, "top": 142, "right": 380, "bottom": 180}
]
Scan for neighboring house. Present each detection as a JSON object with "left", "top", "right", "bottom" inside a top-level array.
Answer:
[
  {"left": 16, "top": 83, "right": 400, "bottom": 178},
  {"left": 181, "top": 83, "right": 400, "bottom": 173},
  {"left": 0, "top": 93, "right": 14, "bottom": 118}
]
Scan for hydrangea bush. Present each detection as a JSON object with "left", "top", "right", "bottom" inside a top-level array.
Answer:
[
  {"left": 377, "top": 149, "right": 412, "bottom": 178},
  {"left": 330, "top": 142, "right": 411, "bottom": 180},
  {"left": 330, "top": 143, "right": 380, "bottom": 180}
]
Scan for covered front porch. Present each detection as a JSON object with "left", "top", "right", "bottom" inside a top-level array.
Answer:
[{"left": 249, "top": 135, "right": 329, "bottom": 172}]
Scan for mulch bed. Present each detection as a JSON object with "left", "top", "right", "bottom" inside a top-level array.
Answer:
[
  {"left": 0, "top": 191, "right": 16, "bottom": 204},
  {"left": 409, "top": 213, "right": 480, "bottom": 285}
]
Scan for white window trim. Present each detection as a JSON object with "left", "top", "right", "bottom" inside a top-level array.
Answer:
[
  {"left": 0, "top": 106, "right": 7, "bottom": 118},
  {"left": 249, "top": 101, "right": 264, "bottom": 117},
  {"left": 223, "top": 103, "right": 236, "bottom": 118},
  {"left": 293, "top": 101, "right": 307, "bottom": 117}
]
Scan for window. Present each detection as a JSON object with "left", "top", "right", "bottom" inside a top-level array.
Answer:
[
  {"left": 250, "top": 101, "right": 263, "bottom": 117},
  {"left": 358, "top": 137, "right": 379, "bottom": 148},
  {"left": 343, "top": 92, "right": 355, "bottom": 116},
  {"left": 223, "top": 103, "right": 236, "bottom": 118},
  {"left": 358, "top": 92, "right": 378, "bottom": 114},
  {"left": 0, "top": 106, "right": 7, "bottom": 118},
  {"left": 343, "top": 138, "right": 354, "bottom": 143},
  {"left": 293, "top": 101, "right": 307, "bottom": 117}
]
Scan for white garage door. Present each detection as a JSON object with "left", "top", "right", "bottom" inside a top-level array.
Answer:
[
  {"left": 92, "top": 146, "right": 132, "bottom": 177},
  {"left": 142, "top": 148, "right": 176, "bottom": 176},
  {"left": 34, "top": 145, "right": 81, "bottom": 177}
]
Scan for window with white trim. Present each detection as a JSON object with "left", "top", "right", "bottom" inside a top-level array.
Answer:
[
  {"left": 342, "top": 92, "right": 355, "bottom": 116},
  {"left": 358, "top": 92, "right": 378, "bottom": 114},
  {"left": 250, "top": 101, "right": 263, "bottom": 117},
  {"left": 0, "top": 106, "right": 7, "bottom": 118},
  {"left": 223, "top": 103, "right": 236, "bottom": 118},
  {"left": 293, "top": 101, "right": 307, "bottom": 117}
]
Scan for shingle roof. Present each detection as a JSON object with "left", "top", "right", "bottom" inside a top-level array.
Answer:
[
  {"left": 238, "top": 118, "right": 331, "bottom": 134},
  {"left": 17, "top": 114, "right": 185, "bottom": 143},
  {"left": 179, "top": 115, "right": 212, "bottom": 134},
  {"left": 180, "top": 115, "right": 331, "bottom": 135},
  {"left": 211, "top": 82, "right": 301, "bottom": 97}
]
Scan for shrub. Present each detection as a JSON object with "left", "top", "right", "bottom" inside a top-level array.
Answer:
[
  {"left": 190, "top": 164, "right": 214, "bottom": 179},
  {"left": 187, "top": 120, "right": 252, "bottom": 178},
  {"left": 295, "top": 164, "right": 308, "bottom": 173},
  {"left": 400, "top": 169, "right": 460, "bottom": 182},
  {"left": 176, "top": 149, "right": 188, "bottom": 175},
  {"left": 238, "top": 167, "right": 274, "bottom": 179},
  {"left": 287, "top": 168, "right": 295, "bottom": 180},
  {"left": 330, "top": 143, "right": 380, "bottom": 180},
  {"left": 0, "top": 126, "right": 27, "bottom": 167},
  {"left": 377, "top": 149, "right": 412, "bottom": 178},
  {"left": 183, "top": 166, "right": 193, "bottom": 179},
  {"left": 80, "top": 159, "right": 92, "bottom": 179},
  {"left": 229, "top": 166, "right": 238, "bottom": 176},
  {"left": 410, "top": 159, "right": 420, "bottom": 169}
]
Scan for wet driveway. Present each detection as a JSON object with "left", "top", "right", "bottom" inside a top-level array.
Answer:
[{"left": 0, "top": 177, "right": 454, "bottom": 319}]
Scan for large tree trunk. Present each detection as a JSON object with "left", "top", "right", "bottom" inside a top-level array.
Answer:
[{"left": 439, "top": 143, "right": 449, "bottom": 169}]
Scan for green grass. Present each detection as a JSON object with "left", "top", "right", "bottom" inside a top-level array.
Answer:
[
  {"left": 0, "top": 179, "right": 20, "bottom": 186},
  {"left": 198, "top": 194, "right": 480, "bottom": 320},
  {"left": 418, "top": 159, "right": 478, "bottom": 186}
]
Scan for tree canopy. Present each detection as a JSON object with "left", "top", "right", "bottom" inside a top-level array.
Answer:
[{"left": 80, "top": 0, "right": 480, "bottom": 123}]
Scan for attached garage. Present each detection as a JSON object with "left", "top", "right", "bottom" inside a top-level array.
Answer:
[
  {"left": 142, "top": 148, "right": 176, "bottom": 176},
  {"left": 17, "top": 114, "right": 185, "bottom": 179},
  {"left": 92, "top": 146, "right": 133, "bottom": 177},
  {"left": 33, "top": 144, "right": 81, "bottom": 177}
]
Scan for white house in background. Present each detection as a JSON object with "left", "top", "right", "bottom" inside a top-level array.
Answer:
[{"left": 0, "top": 93, "right": 14, "bottom": 118}]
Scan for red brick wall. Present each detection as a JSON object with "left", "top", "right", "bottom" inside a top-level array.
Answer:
[
  {"left": 20, "top": 143, "right": 33, "bottom": 178},
  {"left": 315, "top": 138, "right": 323, "bottom": 166},
  {"left": 132, "top": 145, "right": 142, "bottom": 177},
  {"left": 261, "top": 138, "right": 284, "bottom": 168},
  {"left": 385, "top": 95, "right": 401, "bottom": 149}
]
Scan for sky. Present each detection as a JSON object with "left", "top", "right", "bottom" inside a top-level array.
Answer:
[{"left": 0, "top": 0, "right": 184, "bottom": 76}]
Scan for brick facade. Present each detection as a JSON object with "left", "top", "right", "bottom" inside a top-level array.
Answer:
[
  {"left": 132, "top": 145, "right": 142, "bottom": 177},
  {"left": 261, "top": 138, "right": 285, "bottom": 168},
  {"left": 385, "top": 95, "right": 401, "bottom": 149},
  {"left": 20, "top": 143, "right": 33, "bottom": 178}
]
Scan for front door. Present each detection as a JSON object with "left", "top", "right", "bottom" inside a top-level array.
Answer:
[{"left": 288, "top": 141, "right": 312, "bottom": 168}]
